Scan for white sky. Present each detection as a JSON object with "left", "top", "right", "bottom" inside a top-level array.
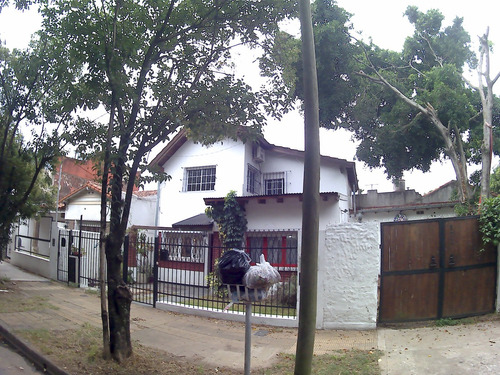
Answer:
[{"left": 1, "top": 1, "right": 499, "bottom": 194}]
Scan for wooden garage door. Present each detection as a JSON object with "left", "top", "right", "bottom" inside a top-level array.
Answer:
[{"left": 379, "top": 217, "right": 497, "bottom": 323}]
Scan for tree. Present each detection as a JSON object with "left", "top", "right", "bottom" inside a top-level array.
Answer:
[
  {"left": 353, "top": 7, "right": 500, "bottom": 204},
  {"left": 206, "top": 190, "right": 247, "bottom": 249},
  {"left": 353, "top": 7, "right": 477, "bottom": 202},
  {"left": 260, "top": 0, "right": 359, "bottom": 126},
  {"left": 490, "top": 165, "right": 500, "bottom": 196},
  {"left": 38, "top": 0, "right": 295, "bottom": 362},
  {"left": 0, "top": 39, "right": 77, "bottom": 259},
  {"left": 265, "top": 3, "right": 499, "bottom": 203},
  {"left": 466, "top": 28, "right": 500, "bottom": 202}
]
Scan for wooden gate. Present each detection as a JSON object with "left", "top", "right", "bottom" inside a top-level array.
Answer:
[{"left": 379, "top": 216, "right": 497, "bottom": 323}]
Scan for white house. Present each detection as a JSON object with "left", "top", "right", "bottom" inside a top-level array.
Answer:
[
  {"left": 148, "top": 129, "right": 388, "bottom": 330},
  {"left": 59, "top": 181, "right": 158, "bottom": 231},
  {"left": 150, "top": 128, "right": 358, "bottom": 231}
]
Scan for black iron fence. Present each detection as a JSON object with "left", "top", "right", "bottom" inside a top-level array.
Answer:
[
  {"left": 14, "top": 234, "right": 51, "bottom": 259},
  {"left": 57, "top": 229, "right": 100, "bottom": 287},
  {"left": 56, "top": 228, "right": 298, "bottom": 319},
  {"left": 123, "top": 230, "right": 298, "bottom": 319}
]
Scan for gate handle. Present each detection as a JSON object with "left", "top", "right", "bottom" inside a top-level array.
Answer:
[
  {"left": 449, "top": 254, "right": 455, "bottom": 267},
  {"left": 429, "top": 255, "right": 437, "bottom": 268}
]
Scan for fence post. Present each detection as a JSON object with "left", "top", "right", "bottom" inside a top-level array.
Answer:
[
  {"left": 122, "top": 235, "right": 129, "bottom": 283},
  {"left": 77, "top": 217, "right": 83, "bottom": 288},
  {"left": 68, "top": 230, "right": 73, "bottom": 285},
  {"left": 152, "top": 236, "right": 159, "bottom": 308}
]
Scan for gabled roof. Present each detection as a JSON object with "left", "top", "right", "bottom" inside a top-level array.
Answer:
[
  {"left": 149, "top": 129, "right": 189, "bottom": 170},
  {"left": 58, "top": 181, "right": 102, "bottom": 206},
  {"left": 58, "top": 181, "right": 156, "bottom": 207},
  {"left": 149, "top": 128, "right": 358, "bottom": 191}
]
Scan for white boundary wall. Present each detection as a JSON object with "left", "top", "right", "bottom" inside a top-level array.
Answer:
[{"left": 318, "top": 222, "right": 380, "bottom": 329}]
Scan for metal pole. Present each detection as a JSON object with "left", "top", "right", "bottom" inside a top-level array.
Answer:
[
  {"left": 244, "top": 302, "right": 252, "bottom": 375},
  {"left": 78, "top": 215, "right": 83, "bottom": 287}
]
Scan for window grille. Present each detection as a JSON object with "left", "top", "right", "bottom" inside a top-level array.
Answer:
[
  {"left": 160, "top": 232, "right": 206, "bottom": 262},
  {"left": 246, "top": 164, "right": 261, "bottom": 194},
  {"left": 263, "top": 171, "right": 285, "bottom": 195},
  {"left": 183, "top": 166, "right": 216, "bottom": 192}
]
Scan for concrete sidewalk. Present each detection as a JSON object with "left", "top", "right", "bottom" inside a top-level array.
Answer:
[
  {"left": 2, "top": 260, "right": 500, "bottom": 374},
  {"left": 0, "top": 261, "right": 376, "bottom": 372}
]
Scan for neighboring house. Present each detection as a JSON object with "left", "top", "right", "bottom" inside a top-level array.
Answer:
[
  {"left": 58, "top": 181, "right": 157, "bottom": 231},
  {"left": 7, "top": 157, "right": 157, "bottom": 279},
  {"left": 354, "top": 180, "right": 459, "bottom": 223},
  {"left": 150, "top": 129, "right": 358, "bottom": 231}
]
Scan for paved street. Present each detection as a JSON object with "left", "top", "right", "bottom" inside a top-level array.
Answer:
[{"left": 0, "top": 339, "right": 42, "bottom": 375}]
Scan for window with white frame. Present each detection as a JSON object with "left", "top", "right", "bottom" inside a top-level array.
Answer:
[
  {"left": 263, "top": 172, "right": 285, "bottom": 195},
  {"left": 246, "top": 164, "right": 261, "bottom": 194},
  {"left": 183, "top": 166, "right": 216, "bottom": 192}
]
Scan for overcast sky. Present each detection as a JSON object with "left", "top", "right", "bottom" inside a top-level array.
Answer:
[{"left": 1, "top": 1, "right": 498, "bottom": 194}]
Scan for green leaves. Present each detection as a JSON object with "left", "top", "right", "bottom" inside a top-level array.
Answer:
[
  {"left": 206, "top": 190, "right": 247, "bottom": 249},
  {"left": 350, "top": 5, "right": 492, "bottom": 191},
  {"left": 0, "top": 33, "right": 79, "bottom": 256},
  {"left": 479, "top": 196, "right": 500, "bottom": 248},
  {"left": 261, "top": 0, "right": 359, "bottom": 127}
]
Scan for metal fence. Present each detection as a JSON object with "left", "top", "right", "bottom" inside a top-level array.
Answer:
[
  {"left": 55, "top": 228, "right": 298, "bottom": 319},
  {"left": 123, "top": 230, "right": 298, "bottom": 319},
  {"left": 57, "top": 229, "right": 100, "bottom": 287},
  {"left": 14, "top": 234, "right": 51, "bottom": 259}
]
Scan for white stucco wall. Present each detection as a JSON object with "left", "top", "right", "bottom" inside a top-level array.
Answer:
[
  {"left": 127, "top": 196, "right": 157, "bottom": 227},
  {"left": 158, "top": 138, "right": 354, "bottom": 227},
  {"left": 159, "top": 139, "right": 246, "bottom": 226},
  {"left": 319, "top": 222, "right": 380, "bottom": 329},
  {"left": 65, "top": 191, "right": 101, "bottom": 221},
  {"left": 245, "top": 196, "right": 343, "bottom": 231},
  {"left": 355, "top": 207, "right": 457, "bottom": 224}
]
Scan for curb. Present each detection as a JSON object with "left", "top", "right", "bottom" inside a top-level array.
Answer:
[{"left": 0, "top": 323, "right": 70, "bottom": 375}]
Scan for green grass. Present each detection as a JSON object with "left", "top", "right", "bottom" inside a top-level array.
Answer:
[
  {"left": 435, "top": 317, "right": 474, "bottom": 327},
  {"left": 264, "top": 351, "right": 382, "bottom": 375},
  {"left": 175, "top": 296, "right": 297, "bottom": 317},
  {"left": 0, "top": 294, "right": 58, "bottom": 313}
]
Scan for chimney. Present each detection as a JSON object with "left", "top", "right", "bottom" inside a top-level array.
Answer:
[{"left": 393, "top": 179, "right": 405, "bottom": 192}]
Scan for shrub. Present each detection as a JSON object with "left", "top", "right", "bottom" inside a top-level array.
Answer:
[{"left": 479, "top": 196, "right": 500, "bottom": 249}]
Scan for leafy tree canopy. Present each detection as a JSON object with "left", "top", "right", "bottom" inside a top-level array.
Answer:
[
  {"left": 0, "top": 37, "right": 78, "bottom": 257},
  {"left": 351, "top": 6, "right": 487, "bottom": 180},
  {"left": 260, "top": 0, "right": 359, "bottom": 126}
]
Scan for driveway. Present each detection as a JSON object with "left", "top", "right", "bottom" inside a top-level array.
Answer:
[{"left": 378, "top": 319, "right": 500, "bottom": 374}]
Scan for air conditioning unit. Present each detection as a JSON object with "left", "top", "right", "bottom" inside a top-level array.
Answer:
[{"left": 253, "top": 145, "right": 265, "bottom": 163}]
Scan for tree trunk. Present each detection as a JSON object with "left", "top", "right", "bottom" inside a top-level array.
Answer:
[
  {"left": 294, "top": 0, "right": 320, "bottom": 374},
  {"left": 478, "top": 29, "right": 497, "bottom": 204},
  {"left": 427, "top": 106, "right": 471, "bottom": 203},
  {"left": 98, "top": 104, "right": 116, "bottom": 360},
  {"left": 105, "top": 149, "right": 133, "bottom": 362},
  {"left": 105, "top": 225, "right": 132, "bottom": 362}
]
